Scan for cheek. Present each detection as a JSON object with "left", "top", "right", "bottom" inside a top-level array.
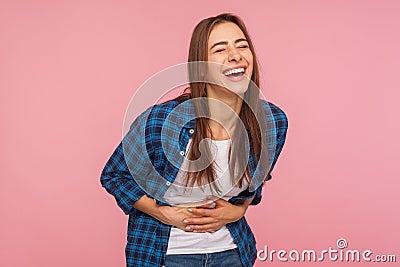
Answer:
[
  {"left": 247, "top": 56, "right": 254, "bottom": 72},
  {"left": 246, "top": 53, "right": 254, "bottom": 66},
  {"left": 208, "top": 54, "right": 223, "bottom": 63}
]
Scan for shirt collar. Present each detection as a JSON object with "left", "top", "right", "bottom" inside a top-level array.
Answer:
[{"left": 177, "top": 99, "right": 197, "bottom": 130}]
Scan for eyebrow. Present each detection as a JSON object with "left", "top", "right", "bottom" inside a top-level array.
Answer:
[{"left": 209, "top": 38, "right": 248, "bottom": 50}]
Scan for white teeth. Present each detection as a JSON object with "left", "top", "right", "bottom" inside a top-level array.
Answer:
[{"left": 224, "top": 67, "right": 245, "bottom": 76}]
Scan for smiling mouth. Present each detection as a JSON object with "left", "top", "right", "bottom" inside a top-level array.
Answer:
[{"left": 223, "top": 67, "right": 246, "bottom": 77}]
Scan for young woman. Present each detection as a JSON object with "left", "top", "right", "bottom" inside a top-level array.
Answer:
[{"left": 101, "top": 13, "right": 288, "bottom": 267}]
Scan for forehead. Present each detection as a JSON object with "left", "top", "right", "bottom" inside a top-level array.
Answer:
[{"left": 208, "top": 22, "right": 246, "bottom": 46}]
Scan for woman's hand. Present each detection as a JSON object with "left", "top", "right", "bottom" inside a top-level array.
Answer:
[
  {"left": 157, "top": 205, "right": 202, "bottom": 231},
  {"left": 182, "top": 199, "right": 249, "bottom": 233},
  {"left": 133, "top": 195, "right": 252, "bottom": 233},
  {"left": 133, "top": 195, "right": 204, "bottom": 231}
]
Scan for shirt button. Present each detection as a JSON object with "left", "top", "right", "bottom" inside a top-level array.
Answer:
[
  {"left": 189, "top": 129, "right": 195, "bottom": 134},
  {"left": 166, "top": 181, "right": 171, "bottom": 186},
  {"left": 179, "top": 151, "right": 185, "bottom": 156}
]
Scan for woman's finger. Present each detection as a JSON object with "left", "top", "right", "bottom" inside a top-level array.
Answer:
[
  {"left": 184, "top": 216, "right": 216, "bottom": 226},
  {"left": 187, "top": 207, "right": 215, "bottom": 217},
  {"left": 191, "top": 200, "right": 215, "bottom": 209},
  {"left": 189, "top": 223, "right": 221, "bottom": 232}
]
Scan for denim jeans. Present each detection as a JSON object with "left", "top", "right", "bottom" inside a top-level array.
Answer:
[{"left": 164, "top": 248, "right": 243, "bottom": 267}]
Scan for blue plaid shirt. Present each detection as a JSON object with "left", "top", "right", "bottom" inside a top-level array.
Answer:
[{"left": 100, "top": 98, "right": 288, "bottom": 267}]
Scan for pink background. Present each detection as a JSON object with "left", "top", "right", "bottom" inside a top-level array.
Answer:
[{"left": 1, "top": 0, "right": 399, "bottom": 266}]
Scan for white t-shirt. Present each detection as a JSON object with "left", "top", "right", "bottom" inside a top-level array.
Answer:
[{"left": 163, "top": 138, "right": 249, "bottom": 255}]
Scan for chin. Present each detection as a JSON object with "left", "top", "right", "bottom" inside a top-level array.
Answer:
[{"left": 223, "top": 80, "right": 250, "bottom": 96}]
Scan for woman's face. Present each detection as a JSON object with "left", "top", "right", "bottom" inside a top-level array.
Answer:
[{"left": 206, "top": 21, "right": 254, "bottom": 95}]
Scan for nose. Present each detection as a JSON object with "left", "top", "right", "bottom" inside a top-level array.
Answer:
[{"left": 227, "top": 46, "right": 242, "bottom": 62}]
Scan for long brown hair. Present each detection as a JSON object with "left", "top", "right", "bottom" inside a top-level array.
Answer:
[{"left": 175, "top": 13, "right": 263, "bottom": 192}]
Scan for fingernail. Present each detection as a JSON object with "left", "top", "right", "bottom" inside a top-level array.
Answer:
[
  {"left": 193, "top": 230, "right": 197, "bottom": 233},
  {"left": 185, "top": 226, "right": 191, "bottom": 230},
  {"left": 187, "top": 208, "right": 192, "bottom": 212},
  {"left": 183, "top": 220, "right": 188, "bottom": 223}
]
